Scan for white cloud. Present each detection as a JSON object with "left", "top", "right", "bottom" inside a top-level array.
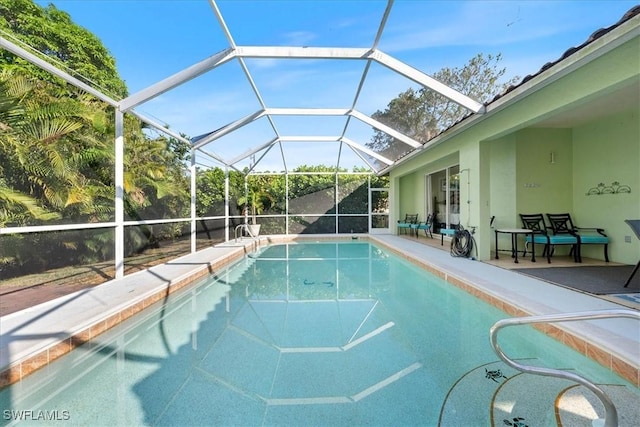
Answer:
[{"left": 281, "top": 30, "right": 318, "bottom": 46}]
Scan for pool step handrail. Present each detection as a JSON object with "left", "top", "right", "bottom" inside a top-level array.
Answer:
[
  {"left": 489, "top": 309, "right": 640, "bottom": 427},
  {"left": 234, "top": 223, "right": 255, "bottom": 242}
]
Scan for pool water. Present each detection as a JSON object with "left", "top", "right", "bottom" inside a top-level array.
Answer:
[{"left": 0, "top": 242, "right": 635, "bottom": 426}]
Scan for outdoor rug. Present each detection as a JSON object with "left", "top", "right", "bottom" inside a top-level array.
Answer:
[{"left": 513, "top": 265, "right": 640, "bottom": 295}]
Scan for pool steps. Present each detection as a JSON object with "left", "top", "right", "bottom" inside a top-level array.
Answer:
[
  {"left": 441, "top": 359, "right": 640, "bottom": 426},
  {"left": 489, "top": 309, "right": 640, "bottom": 426}
]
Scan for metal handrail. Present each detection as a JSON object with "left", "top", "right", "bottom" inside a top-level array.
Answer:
[
  {"left": 234, "top": 224, "right": 248, "bottom": 242},
  {"left": 234, "top": 223, "right": 256, "bottom": 242},
  {"left": 489, "top": 309, "right": 640, "bottom": 427}
]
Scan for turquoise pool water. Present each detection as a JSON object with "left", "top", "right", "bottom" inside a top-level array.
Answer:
[{"left": 0, "top": 242, "right": 634, "bottom": 426}]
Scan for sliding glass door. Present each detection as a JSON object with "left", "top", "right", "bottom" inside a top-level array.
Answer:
[{"left": 426, "top": 165, "right": 460, "bottom": 232}]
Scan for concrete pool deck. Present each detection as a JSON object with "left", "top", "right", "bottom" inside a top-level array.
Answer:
[{"left": 1, "top": 234, "right": 638, "bottom": 389}]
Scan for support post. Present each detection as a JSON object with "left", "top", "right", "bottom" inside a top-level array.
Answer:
[
  {"left": 114, "top": 110, "right": 124, "bottom": 278},
  {"left": 190, "top": 150, "right": 197, "bottom": 253},
  {"left": 224, "top": 167, "right": 230, "bottom": 242}
]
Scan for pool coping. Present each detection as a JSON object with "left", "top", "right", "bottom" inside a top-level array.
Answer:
[{"left": 0, "top": 234, "right": 638, "bottom": 389}]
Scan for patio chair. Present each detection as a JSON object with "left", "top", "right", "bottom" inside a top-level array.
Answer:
[
  {"left": 519, "top": 213, "right": 580, "bottom": 263},
  {"left": 397, "top": 213, "right": 418, "bottom": 235},
  {"left": 439, "top": 223, "right": 460, "bottom": 246},
  {"left": 546, "top": 213, "right": 609, "bottom": 263},
  {"left": 624, "top": 219, "right": 640, "bottom": 287},
  {"left": 412, "top": 213, "right": 434, "bottom": 238}
]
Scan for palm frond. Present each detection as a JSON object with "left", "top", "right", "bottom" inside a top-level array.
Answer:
[
  {"left": 0, "top": 185, "right": 60, "bottom": 224},
  {"left": 23, "top": 118, "right": 84, "bottom": 144}
]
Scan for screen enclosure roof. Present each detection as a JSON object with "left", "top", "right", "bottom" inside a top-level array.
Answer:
[
  {"left": 119, "top": 0, "right": 483, "bottom": 175},
  {"left": 5, "top": 0, "right": 634, "bottom": 174}
]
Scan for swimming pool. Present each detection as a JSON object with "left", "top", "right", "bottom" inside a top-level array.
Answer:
[{"left": 1, "top": 241, "right": 636, "bottom": 426}]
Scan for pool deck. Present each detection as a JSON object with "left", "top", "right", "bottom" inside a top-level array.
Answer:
[{"left": 1, "top": 234, "right": 638, "bottom": 388}]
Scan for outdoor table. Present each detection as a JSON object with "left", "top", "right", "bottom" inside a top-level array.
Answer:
[{"left": 495, "top": 228, "right": 536, "bottom": 263}]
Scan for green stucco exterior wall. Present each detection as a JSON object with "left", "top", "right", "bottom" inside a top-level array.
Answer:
[
  {"left": 388, "top": 25, "right": 639, "bottom": 263},
  {"left": 573, "top": 109, "right": 640, "bottom": 263}
]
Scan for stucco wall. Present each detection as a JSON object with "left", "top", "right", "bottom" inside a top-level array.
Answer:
[
  {"left": 489, "top": 135, "right": 517, "bottom": 228},
  {"left": 516, "top": 128, "right": 574, "bottom": 216},
  {"left": 398, "top": 173, "right": 422, "bottom": 221},
  {"left": 573, "top": 109, "right": 640, "bottom": 264}
]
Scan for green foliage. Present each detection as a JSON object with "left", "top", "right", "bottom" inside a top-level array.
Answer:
[
  {"left": 196, "top": 168, "right": 245, "bottom": 217},
  {"left": 0, "top": 69, "right": 189, "bottom": 277},
  {"left": 369, "top": 53, "right": 520, "bottom": 152},
  {"left": 371, "top": 175, "right": 389, "bottom": 189},
  {"left": 123, "top": 129, "right": 190, "bottom": 220},
  {"left": 237, "top": 187, "right": 274, "bottom": 224},
  {"left": 196, "top": 167, "right": 225, "bottom": 216},
  {"left": 0, "top": 0, "right": 128, "bottom": 98},
  {"left": 0, "top": 184, "right": 60, "bottom": 225},
  {"left": 194, "top": 166, "right": 379, "bottom": 231}
]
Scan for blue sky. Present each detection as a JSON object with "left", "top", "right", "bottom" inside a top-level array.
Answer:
[{"left": 33, "top": 0, "right": 638, "bottom": 171}]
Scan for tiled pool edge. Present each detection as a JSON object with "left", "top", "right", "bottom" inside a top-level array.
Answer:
[
  {"left": 1, "top": 234, "right": 638, "bottom": 390},
  {"left": 371, "top": 236, "right": 640, "bottom": 388}
]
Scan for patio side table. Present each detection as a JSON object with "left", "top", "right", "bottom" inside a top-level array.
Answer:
[{"left": 495, "top": 228, "right": 536, "bottom": 264}]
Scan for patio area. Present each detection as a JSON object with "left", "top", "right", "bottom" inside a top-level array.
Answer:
[{"left": 399, "top": 233, "right": 640, "bottom": 310}]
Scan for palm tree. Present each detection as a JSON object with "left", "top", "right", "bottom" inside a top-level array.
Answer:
[
  {"left": 0, "top": 69, "right": 62, "bottom": 225},
  {"left": 0, "top": 68, "right": 192, "bottom": 274},
  {"left": 237, "top": 187, "right": 274, "bottom": 225}
]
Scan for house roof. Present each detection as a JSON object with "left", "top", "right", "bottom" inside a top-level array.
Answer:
[
  {"left": 493, "top": 5, "right": 640, "bottom": 104},
  {"left": 380, "top": 4, "right": 640, "bottom": 174}
]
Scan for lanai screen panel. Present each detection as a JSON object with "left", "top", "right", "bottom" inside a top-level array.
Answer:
[
  {"left": 343, "top": 119, "right": 409, "bottom": 169},
  {"left": 337, "top": 143, "right": 374, "bottom": 172},
  {"left": 269, "top": 115, "right": 348, "bottom": 138},
  {"left": 138, "top": 60, "right": 263, "bottom": 141},
  {"left": 195, "top": 166, "right": 232, "bottom": 250},
  {"left": 246, "top": 174, "right": 287, "bottom": 235},
  {"left": 0, "top": 65, "right": 120, "bottom": 286},
  {"left": 243, "top": 58, "right": 367, "bottom": 109},
  {"left": 244, "top": 144, "right": 287, "bottom": 173},
  {"left": 280, "top": 141, "right": 337, "bottom": 172},
  {"left": 216, "top": 1, "right": 386, "bottom": 48},
  {"left": 337, "top": 174, "right": 369, "bottom": 234},
  {"left": 338, "top": 175, "right": 368, "bottom": 215},
  {"left": 288, "top": 171, "right": 336, "bottom": 234},
  {"left": 288, "top": 173, "right": 336, "bottom": 216},
  {"left": 123, "top": 125, "right": 190, "bottom": 222},
  {"left": 0, "top": 229, "right": 117, "bottom": 290},
  {"left": 198, "top": 116, "right": 278, "bottom": 166},
  {"left": 0, "top": 66, "right": 118, "bottom": 226}
]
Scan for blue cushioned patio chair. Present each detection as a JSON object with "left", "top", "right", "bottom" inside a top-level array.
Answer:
[
  {"left": 397, "top": 213, "right": 418, "bottom": 235},
  {"left": 546, "top": 213, "right": 609, "bottom": 263},
  {"left": 519, "top": 213, "right": 580, "bottom": 263},
  {"left": 439, "top": 223, "right": 460, "bottom": 246},
  {"left": 413, "top": 213, "right": 434, "bottom": 238}
]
